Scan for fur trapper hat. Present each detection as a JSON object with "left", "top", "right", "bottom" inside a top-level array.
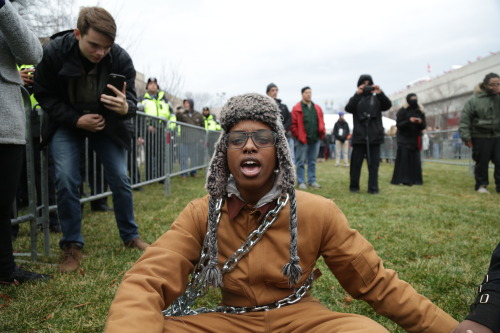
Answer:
[{"left": 203, "top": 93, "right": 301, "bottom": 289}]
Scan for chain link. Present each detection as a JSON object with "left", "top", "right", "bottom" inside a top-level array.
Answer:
[
  {"left": 190, "top": 269, "right": 316, "bottom": 315},
  {"left": 164, "top": 194, "right": 319, "bottom": 317}
]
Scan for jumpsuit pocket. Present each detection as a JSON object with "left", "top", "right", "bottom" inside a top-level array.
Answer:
[{"left": 351, "top": 253, "right": 376, "bottom": 287}]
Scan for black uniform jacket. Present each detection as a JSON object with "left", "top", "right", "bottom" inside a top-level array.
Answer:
[{"left": 466, "top": 241, "right": 500, "bottom": 332}]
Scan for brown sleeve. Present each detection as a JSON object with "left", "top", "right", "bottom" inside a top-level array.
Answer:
[
  {"left": 320, "top": 201, "right": 457, "bottom": 332},
  {"left": 105, "top": 197, "right": 209, "bottom": 333}
]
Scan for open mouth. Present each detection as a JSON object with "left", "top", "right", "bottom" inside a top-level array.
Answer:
[{"left": 240, "top": 158, "right": 262, "bottom": 177}]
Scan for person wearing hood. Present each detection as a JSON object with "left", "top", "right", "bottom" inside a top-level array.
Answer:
[
  {"left": 105, "top": 93, "right": 458, "bottom": 333},
  {"left": 176, "top": 98, "right": 204, "bottom": 178},
  {"left": 459, "top": 72, "right": 500, "bottom": 194},
  {"left": 390, "top": 93, "right": 426, "bottom": 186},
  {"left": 33, "top": 6, "right": 150, "bottom": 274},
  {"left": 345, "top": 74, "right": 392, "bottom": 194}
]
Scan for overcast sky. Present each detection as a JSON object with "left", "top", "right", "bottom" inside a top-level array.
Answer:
[{"left": 75, "top": 0, "right": 500, "bottom": 110}]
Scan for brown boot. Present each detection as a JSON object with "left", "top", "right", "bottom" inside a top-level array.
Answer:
[
  {"left": 124, "top": 238, "right": 149, "bottom": 251},
  {"left": 59, "top": 243, "right": 83, "bottom": 273}
]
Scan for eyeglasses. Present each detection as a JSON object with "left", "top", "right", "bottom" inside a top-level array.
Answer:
[
  {"left": 488, "top": 83, "right": 500, "bottom": 87},
  {"left": 225, "top": 130, "right": 277, "bottom": 149}
]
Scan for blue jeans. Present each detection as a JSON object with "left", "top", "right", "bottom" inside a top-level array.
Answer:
[
  {"left": 50, "top": 127, "right": 139, "bottom": 248},
  {"left": 295, "top": 140, "right": 320, "bottom": 185}
]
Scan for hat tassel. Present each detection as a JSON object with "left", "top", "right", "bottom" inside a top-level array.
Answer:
[
  {"left": 201, "top": 260, "right": 223, "bottom": 289},
  {"left": 282, "top": 258, "right": 302, "bottom": 286}
]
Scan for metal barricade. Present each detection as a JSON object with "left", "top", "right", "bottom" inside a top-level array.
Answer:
[
  {"left": 379, "top": 129, "right": 474, "bottom": 174},
  {"left": 12, "top": 107, "right": 221, "bottom": 260},
  {"left": 10, "top": 87, "right": 40, "bottom": 260}
]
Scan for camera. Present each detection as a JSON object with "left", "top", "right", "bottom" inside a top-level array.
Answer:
[
  {"left": 359, "top": 112, "right": 371, "bottom": 122},
  {"left": 363, "top": 85, "right": 374, "bottom": 94}
]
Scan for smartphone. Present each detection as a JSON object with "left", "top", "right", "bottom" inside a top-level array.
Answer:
[{"left": 102, "top": 73, "right": 126, "bottom": 97}]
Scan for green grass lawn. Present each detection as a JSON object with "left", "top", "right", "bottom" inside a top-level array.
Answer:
[{"left": 2, "top": 160, "right": 499, "bottom": 332}]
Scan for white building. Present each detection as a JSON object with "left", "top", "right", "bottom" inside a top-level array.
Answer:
[{"left": 387, "top": 52, "right": 500, "bottom": 130}]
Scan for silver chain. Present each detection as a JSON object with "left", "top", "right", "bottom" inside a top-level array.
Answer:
[
  {"left": 190, "top": 269, "right": 316, "bottom": 315},
  {"left": 163, "top": 194, "right": 314, "bottom": 317}
]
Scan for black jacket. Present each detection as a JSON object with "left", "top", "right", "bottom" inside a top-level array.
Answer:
[
  {"left": 345, "top": 92, "right": 392, "bottom": 145},
  {"left": 466, "top": 242, "right": 500, "bottom": 332},
  {"left": 33, "top": 30, "right": 137, "bottom": 150},
  {"left": 395, "top": 106, "right": 426, "bottom": 150},
  {"left": 275, "top": 98, "right": 292, "bottom": 138},
  {"left": 332, "top": 119, "right": 350, "bottom": 142}
]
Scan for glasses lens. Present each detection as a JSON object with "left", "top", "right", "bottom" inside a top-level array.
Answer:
[
  {"left": 489, "top": 83, "right": 500, "bottom": 87},
  {"left": 253, "top": 130, "right": 276, "bottom": 147},
  {"left": 226, "top": 130, "right": 276, "bottom": 149},
  {"left": 227, "top": 132, "right": 248, "bottom": 148}
]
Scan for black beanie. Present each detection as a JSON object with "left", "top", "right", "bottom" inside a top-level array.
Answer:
[
  {"left": 266, "top": 83, "right": 277, "bottom": 93},
  {"left": 301, "top": 86, "right": 311, "bottom": 94}
]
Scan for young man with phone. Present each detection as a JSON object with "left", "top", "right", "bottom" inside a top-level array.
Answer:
[{"left": 34, "top": 6, "right": 149, "bottom": 273}]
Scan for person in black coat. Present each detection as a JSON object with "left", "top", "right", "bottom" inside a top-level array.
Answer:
[
  {"left": 452, "top": 242, "right": 500, "bottom": 333},
  {"left": 332, "top": 111, "right": 350, "bottom": 167},
  {"left": 266, "top": 83, "right": 294, "bottom": 162},
  {"left": 390, "top": 93, "right": 426, "bottom": 185},
  {"left": 345, "top": 74, "right": 392, "bottom": 194},
  {"left": 33, "top": 6, "right": 149, "bottom": 273}
]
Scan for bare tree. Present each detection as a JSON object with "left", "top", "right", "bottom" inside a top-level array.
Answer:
[
  {"left": 27, "top": 0, "right": 77, "bottom": 37},
  {"left": 425, "top": 81, "right": 468, "bottom": 129},
  {"left": 158, "top": 63, "right": 185, "bottom": 105},
  {"left": 184, "top": 92, "right": 212, "bottom": 111},
  {"left": 100, "top": 2, "right": 145, "bottom": 55}
]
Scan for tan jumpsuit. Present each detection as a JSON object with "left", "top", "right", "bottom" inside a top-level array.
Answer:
[{"left": 106, "top": 191, "right": 457, "bottom": 333}]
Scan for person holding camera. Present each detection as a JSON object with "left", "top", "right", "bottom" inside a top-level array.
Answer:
[
  {"left": 391, "top": 93, "right": 426, "bottom": 186},
  {"left": 345, "top": 74, "right": 392, "bottom": 194},
  {"left": 33, "top": 6, "right": 149, "bottom": 273}
]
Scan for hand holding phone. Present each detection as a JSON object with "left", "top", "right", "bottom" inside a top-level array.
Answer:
[
  {"left": 103, "top": 73, "right": 125, "bottom": 97},
  {"left": 101, "top": 73, "right": 128, "bottom": 115}
]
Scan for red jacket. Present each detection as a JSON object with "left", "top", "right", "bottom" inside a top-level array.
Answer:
[{"left": 291, "top": 102, "right": 326, "bottom": 144}]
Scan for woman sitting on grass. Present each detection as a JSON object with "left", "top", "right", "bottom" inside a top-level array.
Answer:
[{"left": 105, "top": 93, "right": 458, "bottom": 332}]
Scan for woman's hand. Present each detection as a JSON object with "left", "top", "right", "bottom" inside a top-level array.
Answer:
[{"left": 451, "top": 320, "right": 493, "bottom": 333}]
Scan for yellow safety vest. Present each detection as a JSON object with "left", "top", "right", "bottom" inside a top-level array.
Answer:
[
  {"left": 204, "top": 114, "right": 221, "bottom": 131},
  {"left": 142, "top": 91, "right": 174, "bottom": 120},
  {"left": 17, "top": 64, "right": 40, "bottom": 110}
]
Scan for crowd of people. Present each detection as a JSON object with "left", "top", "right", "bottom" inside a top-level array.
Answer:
[{"left": 1, "top": 2, "right": 499, "bottom": 332}]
